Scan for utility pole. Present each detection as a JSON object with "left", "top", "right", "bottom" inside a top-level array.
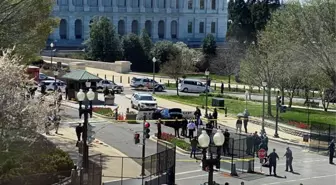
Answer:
[{"left": 141, "top": 115, "right": 146, "bottom": 185}]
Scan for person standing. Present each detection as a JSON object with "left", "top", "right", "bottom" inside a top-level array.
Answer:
[
  {"left": 190, "top": 137, "right": 198, "bottom": 158},
  {"left": 284, "top": 147, "right": 293, "bottom": 172},
  {"left": 157, "top": 118, "right": 162, "bottom": 139},
  {"left": 213, "top": 108, "right": 218, "bottom": 128},
  {"left": 236, "top": 117, "right": 242, "bottom": 133},
  {"left": 76, "top": 123, "right": 83, "bottom": 142},
  {"left": 223, "top": 129, "right": 231, "bottom": 156},
  {"left": 187, "top": 120, "right": 196, "bottom": 140},
  {"left": 206, "top": 121, "right": 213, "bottom": 136},
  {"left": 173, "top": 117, "right": 180, "bottom": 138},
  {"left": 194, "top": 107, "right": 201, "bottom": 128},
  {"left": 243, "top": 109, "right": 249, "bottom": 133},
  {"left": 221, "top": 82, "right": 224, "bottom": 94},
  {"left": 246, "top": 133, "right": 253, "bottom": 155},
  {"left": 253, "top": 131, "right": 261, "bottom": 157},
  {"left": 328, "top": 139, "right": 335, "bottom": 164},
  {"left": 268, "top": 149, "right": 280, "bottom": 176},
  {"left": 181, "top": 118, "right": 188, "bottom": 137}
]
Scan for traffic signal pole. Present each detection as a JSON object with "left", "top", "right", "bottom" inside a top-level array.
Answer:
[
  {"left": 141, "top": 115, "right": 146, "bottom": 184},
  {"left": 274, "top": 91, "right": 280, "bottom": 138}
]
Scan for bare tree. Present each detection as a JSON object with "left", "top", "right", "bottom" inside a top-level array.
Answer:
[
  {"left": 0, "top": 50, "right": 54, "bottom": 152},
  {"left": 209, "top": 42, "right": 245, "bottom": 90},
  {"left": 160, "top": 42, "right": 203, "bottom": 95}
]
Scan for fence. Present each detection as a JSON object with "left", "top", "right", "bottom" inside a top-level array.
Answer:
[
  {"left": 309, "top": 123, "right": 336, "bottom": 153},
  {"left": 101, "top": 142, "right": 176, "bottom": 185}
]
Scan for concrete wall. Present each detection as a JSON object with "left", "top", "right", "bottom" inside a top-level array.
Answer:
[{"left": 42, "top": 56, "right": 131, "bottom": 73}]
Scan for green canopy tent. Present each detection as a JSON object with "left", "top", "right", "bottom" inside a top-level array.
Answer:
[{"left": 60, "top": 69, "right": 102, "bottom": 100}]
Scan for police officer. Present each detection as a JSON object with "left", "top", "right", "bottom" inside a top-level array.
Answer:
[
  {"left": 284, "top": 147, "right": 293, "bottom": 172},
  {"left": 328, "top": 139, "right": 335, "bottom": 164},
  {"left": 268, "top": 148, "right": 279, "bottom": 176}
]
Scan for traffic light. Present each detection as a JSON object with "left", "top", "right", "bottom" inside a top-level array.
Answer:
[
  {"left": 134, "top": 133, "right": 140, "bottom": 144},
  {"left": 145, "top": 128, "right": 150, "bottom": 138},
  {"left": 277, "top": 96, "right": 281, "bottom": 106},
  {"left": 280, "top": 105, "right": 287, "bottom": 113},
  {"left": 87, "top": 123, "right": 96, "bottom": 144}
]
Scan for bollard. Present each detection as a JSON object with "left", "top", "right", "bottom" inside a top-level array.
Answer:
[
  {"left": 312, "top": 91, "right": 314, "bottom": 98},
  {"left": 160, "top": 79, "right": 162, "bottom": 83},
  {"left": 259, "top": 87, "right": 261, "bottom": 93},
  {"left": 128, "top": 76, "right": 130, "bottom": 84},
  {"left": 244, "top": 85, "right": 246, "bottom": 90},
  {"left": 168, "top": 80, "right": 170, "bottom": 87},
  {"left": 224, "top": 107, "right": 227, "bottom": 117},
  {"left": 247, "top": 160, "right": 254, "bottom": 173},
  {"left": 120, "top": 76, "right": 122, "bottom": 83},
  {"left": 112, "top": 75, "right": 114, "bottom": 82},
  {"left": 230, "top": 163, "right": 238, "bottom": 176},
  {"left": 214, "top": 84, "right": 216, "bottom": 90},
  {"left": 104, "top": 74, "right": 106, "bottom": 79}
]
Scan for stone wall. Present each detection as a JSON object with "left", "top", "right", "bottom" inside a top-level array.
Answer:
[{"left": 42, "top": 56, "right": 131, "bottom": 73}]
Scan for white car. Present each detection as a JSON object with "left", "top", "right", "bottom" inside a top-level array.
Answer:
[
  {"left": 130, "top": 77, "right": 165, "bottom": 92},
  {"left": 131, "top": 93, "right": 157, "bottom": 111},
  {"left": 38, "top": 80, "right": 67, "bottom": 92},
  {"left": 96, "top": 80, "right": 124, "bottom": 93},
  {"left": 178, "top": 79, "right": 213, "bottom": 93}
]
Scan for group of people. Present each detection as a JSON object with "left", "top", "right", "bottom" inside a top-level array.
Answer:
[{"left": 245, "top": 131, "right": 269, "bottom": 156}]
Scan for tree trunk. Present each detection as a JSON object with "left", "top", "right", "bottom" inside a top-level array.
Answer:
[
  {"left": 281, "top": 87, "right": 285, "bottom": 105},
  {"left": 267, "top": 86, "right": 272, "bottom": 117},
  {"left": 176, "top": 79, "right": 179, "bottom": 96},
  {"left": 228, "top": 75, "right": 231, "bottom": 91},
  {"left": 288, "top": 89, "right": 295, "bottom": 108}
]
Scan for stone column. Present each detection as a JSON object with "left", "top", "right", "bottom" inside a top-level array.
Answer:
[
  {"left": 83, "top": 0, "right": 89, "bottom": 11},
  {"left": 153, "top": 0, "right": 158, "bottom": 12},
  {"left": 171, "top": 0, "right": 176, "bottom": 8},
  {"left": 127, "top": 0, "right": 132, "bottom": 12},
  {"left": 83, "top": 16, "right": 90, "bottom": 39},
  {"left": 139, "top": 16, "right": 145, "bottom": 32},
  {"left": 152, "top": 18, "right": 158, "bottom": 39},
  {"left": 53, "top": 27, "right": 60, "bottom": 41},
  {"left": 126, "top": 16, "right": 132, "bottom": 34},
  {"left": 184, "top": 0, "right": 188, "bottom": 12},
  {"left": 69, "top": 0, "right": 75, "bottom": 11},
  {"left": 206, "top": 0, "right": 211, "bottom": 12},
  {"left": 98, "top": 0, "right": 104, "bottom": 12},
  {"left": 112, "top": 0, "right": 118, "bottom": 12},
  {"left": 166, "top": 0, "right": 171, "bottom": 13},
  {"left": 140, "top": 0, "right": 145, "bottom": 12},
  {"left": 218, "top": 0, "right": 225, "bottom": 12},
  {"left": 68, "top": 16, "right": 76, "bottom": 40},
  {"left": 165, "top": 17, "right": 171, "bottom": 39}
]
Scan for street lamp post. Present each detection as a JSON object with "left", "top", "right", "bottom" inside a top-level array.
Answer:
[
  {"left": 152, "top": 57, "right": 157, "bottom": 94},
  {"left": 76, "top": 84, "right": 95, "bottom": 184},
  {"left": 261, "top": 81, "right": 267, "bottom": 134},
  {"left": 53, "top": 70, "right": 59, "bottom": 91},
  {"left": 205, "top": 70, "right": 210, "bottom": 117},
  {"left": 50, "top": 42, "right": 54, "bottom": 68},
  {"left": 198, "top": 130, "right": 224, "bottom": 185}
]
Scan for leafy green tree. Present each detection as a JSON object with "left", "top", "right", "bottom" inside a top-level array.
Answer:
[
  {"left": 85, "top": 16, "right": 123, "bottom": 62},
  {"left": 151, "top": 40, "right": 175, "bottom": 69},
  {"left": 122, "top": 33, "right": 148, "bottom": 72},
  {"left": 202, "top": 34, "right": 217, "bottom": 56},
  {"left": 140, "top": 29, "right": 153, "bottom": 60},
  {"left": 0, "top": 0, "right": 58, "bottom": 63}
]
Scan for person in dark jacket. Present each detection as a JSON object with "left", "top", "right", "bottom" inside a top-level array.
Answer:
[
  {"left": 181, "top": 118, "right": 188, "bottom": 137},
  {"left": 205, "top": 121, "right": 213, "bottom": 136},
  {"left": 190, "top": 137, "right": 198, "bottom": 158},
  {"left": 213, "top": 108, "right": 218, "bottom": 128},
  {"left": 223, "top": 129, "right": 231, "bottom": 156},
  {"left": 246, "top": 133, "right": 253, "bottom": 155},
  {"left": 284, "top": 147, "right": 293, "bottom": 172},
  {"left": 328, "top": 139, "right": 335, "bottom": 164},
  {"left": 220, "top": 82, "right": 224, "bottom": 94},
  {"left": 268, "top": 149, "right": 280, "bottom": 176},
  {"left": 76, "top": 123, "right": 83, "bottom": 141},
  {"left": 173, "top": 117, "right": 180, "bottom": 138},
  {"left": 194, "top": 107, "right": 201, "bottom": 128},
  {"left": 253, "top": 132, "right": 261, "bottom": 157},
  {"left": 157, "top": 118, "right": 162, "bottom": 139}
]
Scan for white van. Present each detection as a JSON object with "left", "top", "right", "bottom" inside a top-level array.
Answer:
[{"left": 178, "top": 79, "right": 213, "bottom": 93}]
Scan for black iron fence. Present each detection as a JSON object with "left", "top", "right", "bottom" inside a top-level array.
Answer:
[{"left": 309, "top": 123, "right": 336, "bottom": 153}]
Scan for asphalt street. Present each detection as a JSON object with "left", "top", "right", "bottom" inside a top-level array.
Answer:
[{"left": 60, "top": 94, "right": 336, "bottom": 185}]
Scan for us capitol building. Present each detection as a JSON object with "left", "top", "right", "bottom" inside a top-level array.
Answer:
[{"left": 50, "top": 0, "right": 227, "bottom": 48}]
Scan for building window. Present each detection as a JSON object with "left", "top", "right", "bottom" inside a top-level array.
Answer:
[
  {"left": 188, "top": 21, "right": 192, "bottom": 33},
  {"left": 211, "top": 22, "right": 216, "bottom": 33},
  {"left": 199, "top": 22, "right": 204, "bottom": 33},
  {"left": 200, "top": 0, "right": 204, "bottom": 9},
  {"left": 188, "top": 0, "right": 192, "bottom": 9},
  {"left": 212, "top": 0, "right": 216, "bottom": 10}
]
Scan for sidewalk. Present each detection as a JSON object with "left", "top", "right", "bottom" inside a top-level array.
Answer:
[
  {"left": 154, "top": 97, "right": 307, "bottom": 146},
  {"left": 44, "top": 124, "right": 141, "bottom": 183}
]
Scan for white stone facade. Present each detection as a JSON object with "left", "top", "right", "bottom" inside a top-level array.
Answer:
[{"left": 50, "top": 0, "right": 228, "bottom": 48}]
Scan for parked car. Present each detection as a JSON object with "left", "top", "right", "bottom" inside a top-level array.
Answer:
[
  {"left": 130, "top": 77, "right": 165, "bottom": 92},
  {"left": 97, "top": 79, "right": 124, "bottom": 93},
  {"left": 131, "top": 93, "right": 157, "bottom": 111},
  {"left": 38, "top": 80, "right": 67, "bottom": 92},
  {"left": 152, "top": 108, "right": 183, "bottom": 127},
  {"left": 39, "top": 73, "right": 55, "bottom": 81},
  {"left": 178, "top": 79, "right": 213, "bottom": 93}
]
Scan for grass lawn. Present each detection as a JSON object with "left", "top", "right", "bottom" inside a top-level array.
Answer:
[
  {"left": 92, "top": 107, "right": 114, "bottom": 117},
  {"left": 156, "top": 95, "right": 336, "bottom": 127}
]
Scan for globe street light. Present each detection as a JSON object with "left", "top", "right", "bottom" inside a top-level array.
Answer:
[
  {"left": 76, "top": 84, "right": 95, "bottom": 183},
  {"left": 198, "top": 129, "right": 224, "bottom": 185},
  {"left": 261, "top": 81, "right": 267, "bottom": 134},
  {"left": 152, "top": 57, "right": 157, "bottom": 94},
  {"left": 205, "top": 70, "right": 210, "bottom": 117},
  {"left": 50, "top": 42, "right": 54, "bottom": 69}
]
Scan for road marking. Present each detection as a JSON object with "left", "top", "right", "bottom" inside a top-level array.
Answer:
[
  {"left": 175, "top": 172, "right": 220, "bottom": 181},
  {"left": 262, "top": 173, "right": 336, "bottom": 185},
  {"left": 175, "top": 169, "right": 201, "bottom": 176}
]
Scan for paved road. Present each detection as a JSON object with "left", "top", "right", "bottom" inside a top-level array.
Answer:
[{"left": 60, "top": 100, "right": 336, "bottom": 185}]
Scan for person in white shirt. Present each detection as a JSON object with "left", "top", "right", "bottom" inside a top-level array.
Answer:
[{"left": 187, "top": 120, "right": 196, "bottom": 140}]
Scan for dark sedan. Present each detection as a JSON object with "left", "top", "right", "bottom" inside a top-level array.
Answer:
[{"left": 152, "top": 108, "right": 183, "bottom": 127}]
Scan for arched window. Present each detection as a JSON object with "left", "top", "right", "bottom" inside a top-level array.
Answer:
[
  {"left": 211, "top": 0, "right": 216, "bottom": 9},
  {"left": 145, "top": 20, "right": 152, "bottom": 37},
  {"left": 131, "top": 20, "right": 139, "bottom": 34},
  {"left": 118, "top": 20, "right": 125, "bottom": 36},
  {"left": 75, "top": 19, "right": 83, "bottom": 39},
  {"left": 89, "top": 0, "right": 98, "bottom": 6},
  {"left": 158, "top": 20, "right": 165, "bottom": 39},
  {"left": 59, "top": 19, "right": 68, "bottom": 39},
  {"left": 103, "top": 0, "right": 112, "bottom": 6}
]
